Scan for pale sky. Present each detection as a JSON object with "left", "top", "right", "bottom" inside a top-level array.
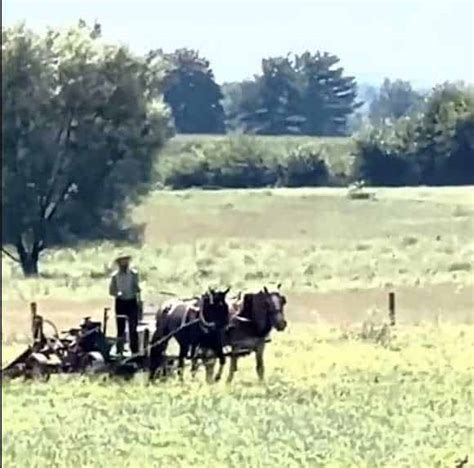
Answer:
[{"left": 3, "top": 0, "right": 473, "bottom": 87}]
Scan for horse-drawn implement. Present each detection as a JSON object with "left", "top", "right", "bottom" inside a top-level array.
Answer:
[{"left": 1, "top": 302, "right": 152, "bottom": 381}]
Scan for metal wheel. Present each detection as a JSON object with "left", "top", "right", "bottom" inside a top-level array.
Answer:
[
  {"left": 24, "top": 354, "right": 50, "bottom": 382},
  {"left": 1, "top": 363, "right": 25, "bottom": 381},
  {"left": 81, "top": 352, "right": 106, "bottom": 375}
]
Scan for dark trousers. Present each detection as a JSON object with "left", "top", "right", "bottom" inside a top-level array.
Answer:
[{"left": 115, "top": 298, "right": 139, "bottom": 354}]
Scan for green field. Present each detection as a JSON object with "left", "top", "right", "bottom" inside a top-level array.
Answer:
[
  {"left": 3, "top": 324, "right": 473, "bottom": 468},
  {"left": 2, "top": 186, "right": 474, "bottom": 467}
]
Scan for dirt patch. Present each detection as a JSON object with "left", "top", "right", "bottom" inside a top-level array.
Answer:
[{"left": 2, "top": 283, "right": 472, "bottom": 342}]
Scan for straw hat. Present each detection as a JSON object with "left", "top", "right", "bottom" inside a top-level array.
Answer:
[{"left": 115, "top": 252, "right": 132, "bottom": 263}]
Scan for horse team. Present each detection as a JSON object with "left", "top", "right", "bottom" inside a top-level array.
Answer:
[{"left": 149, "top": 285, "right": 288, "bottom": 383}]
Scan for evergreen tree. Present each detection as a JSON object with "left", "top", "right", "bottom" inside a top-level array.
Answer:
[
  {"left": 227, "top": 51, "right": 360, "bottom": 136},
  {"left": 163, "top": 49, "right": 225, "bottom": 134}
]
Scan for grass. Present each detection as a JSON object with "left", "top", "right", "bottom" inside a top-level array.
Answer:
[
  {"left": 2, "top": 187, "right": 473, "bottom": 306},
  {"left": 2, "top": 324, "right": 473, "bottom": 468},
  {"left": 2, "top": 186, "right": 474, "bottom": 467}
]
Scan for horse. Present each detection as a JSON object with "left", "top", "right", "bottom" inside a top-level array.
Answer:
[
  {"left": 148, "top": 288, "right": 230, "bottom": 383},
  {"left": 205, "top": 285, "right": 288, "bottom": 383}
]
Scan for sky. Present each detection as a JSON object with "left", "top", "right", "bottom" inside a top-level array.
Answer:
[{"left": 3, "top": 0, "right": 473, "bottom": 87}]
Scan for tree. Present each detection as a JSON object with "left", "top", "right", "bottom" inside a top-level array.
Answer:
[
  {"left": 444, "top": 113, "right": 474, "bottom": 184},
  {"left": 227, "top": 51, "right": 360, "bottom": 136},
  {"left": 294, "top": 52, "right": 361, "bottom": 136},
  {"left": 415, "top": 82, "right": 474, "bottom": 184},
  {"left": 163, "top": 49, "right": 225, "bottom": 134},
  {"left": 353, "top": 82, "right": 474, "bottom": 186},
  {"left": 221, "top": 80, "right": 262, "bottom": 132},
  {"left": 369, "top": 78, "right": 424, "bottom": 125},
  {"left": 2, "top": 22, "right": 172, "bottom": 276},
  {"left": 246, "top": 57, "right": 303, "bottom": 135}
]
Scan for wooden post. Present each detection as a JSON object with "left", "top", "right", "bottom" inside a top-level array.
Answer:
[
  {"left": 30, "top": 302, "right": 44, "bottom": 343},
  {"left": 30, "top": 302, "right": 37, "bottom": 339},
  {"left": 389, "top": 292, "right": 396, "bottom": 326},
  {"left": 103, "top": 307, "right": 110, "bottom": 336}
]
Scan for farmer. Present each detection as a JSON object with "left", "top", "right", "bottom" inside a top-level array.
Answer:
[{"left": 109, "top": 253, "right": 141, "bottom": 355}]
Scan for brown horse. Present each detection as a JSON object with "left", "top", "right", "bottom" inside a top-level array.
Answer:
[
  {"left": 149, "top": 288, "right": 230, "bottom": 382},
  {"left": 205, "top": 285, "right": 287, "bottom": 383}
]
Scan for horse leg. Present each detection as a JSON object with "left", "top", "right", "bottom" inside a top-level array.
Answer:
[
  {"left": 226, "top": 350, "right": 238, "bottom": 384},
  {"left": 255, "top": 342, "right": 265, "bottom": 382},
  {"left": 190, "top": 344, "right": 200, "bottom": 379},
  {"left": 149, "top": 343, "right": 167, "bottom": 382},
  {"left": 148, "top": 328, "right": 168, "bottom": 382},
  {"left": 204, "top": 350, "right": 216, "bottom": 384},
  {"left": 149, "top": 357, "right": 159, "bottom": 383},
  {"left": 178, "top": 345, "right": 188, "bottom": 382},
  {"left": 214, "top": 347, "right": 226, "bottom": 383}
]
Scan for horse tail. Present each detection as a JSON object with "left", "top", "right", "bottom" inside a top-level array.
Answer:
[{"left": 149, "top": 307, "right": 172, "bottom": 381}]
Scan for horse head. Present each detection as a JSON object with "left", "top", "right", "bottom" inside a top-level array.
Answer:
[
  {"left": 201, "top": 287, "right": 231, "bottom": 329},
  {"left": 260, "top": 285, "right": 287, "bottom": 332}
]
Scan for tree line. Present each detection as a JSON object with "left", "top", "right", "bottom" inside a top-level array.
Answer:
[
  {"left": 2, "top": 21, "right": 473, "bottom": 276},
  {"left": 354, "top": 83, "right": 474, "bottom": 186},
  {"left": 159, "top": 49, "right": 364, "bottom": 137},
  {"left": 158, "top": 51, "right": 427, "bottom": 137}
]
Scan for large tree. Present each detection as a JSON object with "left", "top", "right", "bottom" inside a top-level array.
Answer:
[
  {"left": 294, "top": 51, "right": 361, "bottom": 136},
  {"left": 226, "top": 51, "right": 360, "bottom": 136},
  {"left": 247, "top": 56, "right": 303, "bottom": 135},
  {"left": 2, "top": 22, "right": 172, "bottom": 276},
  {"left": 163, "top": 49, "right": 225, "bottom": 134}
]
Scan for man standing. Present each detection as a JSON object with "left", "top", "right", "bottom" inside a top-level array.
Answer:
[{"left": 109, "top": 253, "right": 141, "bottom": 355}]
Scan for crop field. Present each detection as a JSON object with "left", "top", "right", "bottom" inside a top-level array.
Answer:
[{"left": 2, "top": 186, "right": 474, "bottom": 467}]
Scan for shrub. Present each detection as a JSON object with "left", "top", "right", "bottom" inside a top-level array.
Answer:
[
  {"left": 442, "top": 113, "right": 474, "bottom": 185},
  {"left": 281, "top": 144, "right": 329, "bottom": 187},
  {"left": 157, "top": 147, "right": 210, "bottom": 188},
  {"left": 351, "top": 123, "right": 417, "bottom": 186},
  {"left": 157, "top": 136, "right": 279, "bottom": 188},
  {"left": 206, "top": 137, "right": 278, "bottom": 188},
  {"left": 157, "top": 137, "right": 333, "bottom": 189},
  {"left": 415, "top": 83, "right": 474, "bottom": 185}
]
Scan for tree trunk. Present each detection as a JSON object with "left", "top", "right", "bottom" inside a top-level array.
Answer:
[
  {"left": 16, "top": 238, "right": 42, "bottom": 277},
  {"left": 19, "top": 252, "right": 40, "bottom": 277}
]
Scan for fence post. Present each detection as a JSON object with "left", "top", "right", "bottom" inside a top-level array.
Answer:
[
  {"left": 388, "top": 292, "right": 396, "bottom": 326},
  {"left": 30, "top": 302, "right": 37, "bottom": 338},
  {"left": 103, "top": 307, "right": 110, "bottom": 336}
]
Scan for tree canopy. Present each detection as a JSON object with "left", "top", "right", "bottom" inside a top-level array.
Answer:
[
  {"left": 2, "top": 21, "right": 172, "bottom": 275},
  {"left": 162, "top": 48, "right": 225, "bottom": 134},
  {"left": 353, "top": 83, "right": 474, "bottom": 186},
  {"left": 223, "top": 51, "right": 360, "bottom": 136}
]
